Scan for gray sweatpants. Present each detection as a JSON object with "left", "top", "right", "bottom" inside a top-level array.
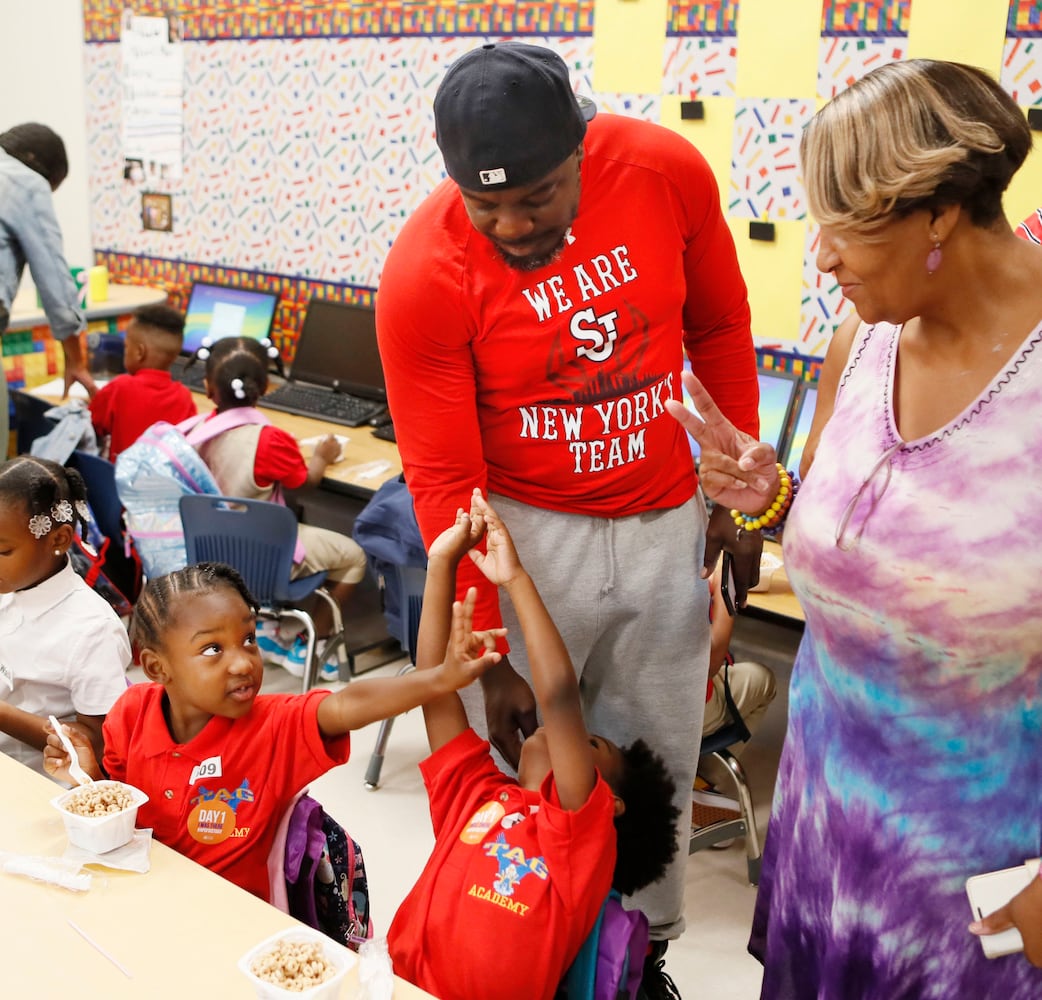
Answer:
[{"left": 460, "top": 492, "right": 710, "bottom": 940}]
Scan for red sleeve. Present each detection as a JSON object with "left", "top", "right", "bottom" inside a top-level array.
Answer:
[
  {"left": 89, "top": 378, "right": 119, "bottom": 437},
  {"left": 677, "top": 147, "right": 759, "bottom": 440},
  {"left": 253, "top": 425, "right": 308, "bottom": 489},
  {"left": 378, "top": 197, "right": 502, "bottom": 637}
]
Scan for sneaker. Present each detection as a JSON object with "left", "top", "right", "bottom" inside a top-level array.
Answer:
[
  {"left": 691, "top": 787, "right": 741, "bottom": 849},
  {"left": 284, "top": 636, "right": 342, "bottom": 682},
  {"left": 255, "top": 619, "right": 291, "bottom": 668},
  {"left": 637, "top": 941, "right": 682, "bottom": 1000}
]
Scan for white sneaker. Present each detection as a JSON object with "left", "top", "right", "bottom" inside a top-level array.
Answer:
[
  {"left": 255, "top": 619, "right": 291, "bottom": 668},
  {"left": 284, "top": 636, "right": 342, "bottom": 682}
]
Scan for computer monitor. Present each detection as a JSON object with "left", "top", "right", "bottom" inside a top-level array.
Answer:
[
  {"left": 757, "top": 369, "right": 801, "bottom": 456},
  {"left": 181, "top": 282, "right": 279, "bottom": 356},
  {"left": 289, "top": 298, "right": 386, "bottom": 401},
  {"left": 781, "top": 382, "right": 818, "bottom": 476},
  {"left": 679, "top": 360, "right": 800, "bottom": 461}
]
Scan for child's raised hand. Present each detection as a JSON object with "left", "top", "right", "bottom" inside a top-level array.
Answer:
[
  {"left": 467, "top": 491, "right": 522, "bottom": 585},
  {"left": 442, "top": 587, "right": 506, "bottom": 689},
  {"left": 43, "top": 721, "right": 102, "bottom": 785},
  {"left": 427, "top": 506, "right": 485, "bottom": 563}
]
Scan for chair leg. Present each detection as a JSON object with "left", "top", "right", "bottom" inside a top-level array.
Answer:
[
  {"left": 364, "top": 663, "right": 416, "bottom": 790},
  {"left": 271, "top": 608, "right": 320, "bottom": 693},
  {"left": 712, "top": 748, "right": 763, "bottom": 884}
]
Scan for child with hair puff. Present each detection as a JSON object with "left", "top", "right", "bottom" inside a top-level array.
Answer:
[
  {"left": 0, "top": 456, "right": 130, "bottom": 775},
  {"left": 192, "top": 336, "right": 366, "bottom": 680}
]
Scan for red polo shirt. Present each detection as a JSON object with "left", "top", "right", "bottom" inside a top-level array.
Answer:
[
  {"left": 102, "top": 683, "right": 350, "bottom": 901},
  {"left": 90, "top": 368, "right": 197, "bottom": 462}
]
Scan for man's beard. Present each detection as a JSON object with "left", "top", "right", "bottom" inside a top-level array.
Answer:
[{"left": 493, "top": 233, "right": 568, "bottom": 272}]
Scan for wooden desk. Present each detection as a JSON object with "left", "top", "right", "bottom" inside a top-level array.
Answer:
[
  {"left": 743, "top": 540, "right": 804, "bottom": 624},
  {"left": 190, "top": 392, "right": 402, "bottom": 499},
  {"left": 7, "top": 283, "right": 167, "bottom": 330},
  {"left": 0, "top": 752, "right": 436, "bottom": 999}
]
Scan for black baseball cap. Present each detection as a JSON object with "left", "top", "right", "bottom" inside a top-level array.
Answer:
[{"left": 434, "top": 42, "right": 596, "bottom": 192}]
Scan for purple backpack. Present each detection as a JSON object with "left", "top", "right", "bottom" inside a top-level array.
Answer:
[
  {"left": 283, "top": 794, "right": 372, "bottom": 950},
  {"left": 561, "top": 890, "right": 649, "bottom": 1000}
]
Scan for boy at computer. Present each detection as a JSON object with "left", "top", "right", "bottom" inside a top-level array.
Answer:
[
  {"left": 89, "top": 303, "right": 196, "bottom": 463},
  {"left": 387, "top": 491, "right": 680, "bottom": 1000}
]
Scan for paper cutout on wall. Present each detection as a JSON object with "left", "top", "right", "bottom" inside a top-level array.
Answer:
[
  {"left": 1001, "top": 3, "right": 1042, "bottom": 108},
  {"left": 800, "top": 223, "right": 854, "bottom": 355},
  {"left": 662, "top": 36, "right": 738, "bottom": 98},
  {"left": 821, "top": 0, "right": 911, "bottom": 35},
  {"left": 729, "top": 99, "right": 814, "bottom": 220},
  {"left": 818, "top": 36, "right": 907, "bottom": 99}
]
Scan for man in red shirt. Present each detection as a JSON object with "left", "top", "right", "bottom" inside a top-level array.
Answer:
[
  {"left": 377, "top": 43, "right": 760, "bottom": 989},
  {"left": 90, "top": 304, "right": 196, "bottom": 462}
]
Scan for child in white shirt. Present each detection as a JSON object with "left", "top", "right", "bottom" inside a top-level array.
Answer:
[{"left": 0, "top": 455, "right": 130, "bottom": 774}]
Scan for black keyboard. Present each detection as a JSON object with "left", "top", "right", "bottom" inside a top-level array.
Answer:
[
  {"left": 258, "top": 383, "right": 386, "bottom": 427},
  {"left": 170, "top": 358, "right": 208, "bottom": 391},
  {"left": 371, "top": 421, "right": 396, "bottom": 443}
]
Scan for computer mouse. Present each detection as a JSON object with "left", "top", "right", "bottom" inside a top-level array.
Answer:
[{"left": 368, "top": 411, "right": 392, "bottom": 427}]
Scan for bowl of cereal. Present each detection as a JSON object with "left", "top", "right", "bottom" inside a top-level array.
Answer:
[
  {"left": 238, "top": 928, "right": 356, "bottom": 998},
  {"left": 50, "top": 780, "right": 149, "bottom": 855}
]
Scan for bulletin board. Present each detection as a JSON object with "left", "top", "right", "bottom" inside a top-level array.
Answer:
[{"left": 81, "top": 1, "right": 1042, "bottom": 360}]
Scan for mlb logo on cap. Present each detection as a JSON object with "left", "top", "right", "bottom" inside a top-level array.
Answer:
[{"left": 479, "top": 168, "right": 507, "bottom": 186}]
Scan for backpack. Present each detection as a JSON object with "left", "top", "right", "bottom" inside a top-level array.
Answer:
[
  {"left": 283, "top": 793, "right": 372, "bottom": 951},
  {"left": 113, "top": 410, "right": 271, "bottom": 579},
  {"left": 351, "top": 476, "right": 427, "bottom": 648},
  {"left": 560, "top": 891, "right": 650, "bottom": 1000}
]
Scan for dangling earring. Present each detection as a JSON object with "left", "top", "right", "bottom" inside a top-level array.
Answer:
[{"left": 926, "top": 235, "right": 942, "bottom": 275}]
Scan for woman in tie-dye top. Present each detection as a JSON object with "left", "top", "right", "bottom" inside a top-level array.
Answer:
[{"left": 669, "top": 60, "right": 1042, "bottom": 997}]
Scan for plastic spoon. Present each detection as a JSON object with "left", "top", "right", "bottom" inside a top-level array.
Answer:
[{"left": 48, "top": 716, "right": 93, "bottom": 786}]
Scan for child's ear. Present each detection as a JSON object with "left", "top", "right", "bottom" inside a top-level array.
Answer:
[
  {"left": 139, "top": 647, "right": 172, "bottom": 684},
  {"left": 51, "top": 522, "right": 75, "bottom": 555},
  {"left": 612, "top": 794, "right": 626, "bottom": 818}
]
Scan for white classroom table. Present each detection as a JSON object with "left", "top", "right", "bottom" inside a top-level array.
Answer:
[{"left": 0, "top": 751, "right": 436, "bottom": 998}]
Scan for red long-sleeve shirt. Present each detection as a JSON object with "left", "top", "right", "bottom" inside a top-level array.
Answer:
[{"left": 378, "top": 113, "right": 758, "bottom": 633}]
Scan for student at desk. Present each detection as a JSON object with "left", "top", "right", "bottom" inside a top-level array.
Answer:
[
  {"left": 191, "top": 337, "right": 367, "bottom": 681},
  {"left": 0, "top": 123, "right": 96, "bottom": 460},
  {"left": 89, "top": 303, "right": 196, "bottom": 463}
]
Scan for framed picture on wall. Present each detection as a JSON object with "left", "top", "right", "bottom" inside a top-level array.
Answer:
[{"left": 141, "top": 192, "right": 173, "bottom": 232}]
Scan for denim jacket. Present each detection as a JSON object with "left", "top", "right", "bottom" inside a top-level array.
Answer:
[{"left": 0, "top": 149, "right": 84, "bottom": 340}]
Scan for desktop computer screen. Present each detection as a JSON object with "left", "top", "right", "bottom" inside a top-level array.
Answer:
[
  {"left": 781, "top": 382, "right": 818, "bottom": 476},
  {"left": 181, "top": 282, "right": 279, "bottom": 356},
  {"left": 680, "top": 358, "right": 800, "bottom": 461}
]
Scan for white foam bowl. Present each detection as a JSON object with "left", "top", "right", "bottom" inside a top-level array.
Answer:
[
  {"left": 748, "top": 551, "right": 784, "bottom": 593},
  {"left": 51, "top": 780, "right": 149, "bottom": 854},
  {"left": 238, "top": 928, "right": 356, "bottom": 999}
]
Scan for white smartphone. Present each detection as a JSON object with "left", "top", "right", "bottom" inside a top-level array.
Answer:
[{"left": 965, "top": 863, "right": 1035, "bottom": 958}]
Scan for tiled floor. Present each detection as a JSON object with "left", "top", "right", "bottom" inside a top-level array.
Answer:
[{"left": 216, "top": 612, "right": 800, "bottom": 999}]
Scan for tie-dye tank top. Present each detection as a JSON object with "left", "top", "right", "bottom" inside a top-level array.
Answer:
[{"left": 750, "top": 320, "right": 1042, "bottom": 998}]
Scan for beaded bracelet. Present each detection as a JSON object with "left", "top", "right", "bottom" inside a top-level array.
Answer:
[{"left": 730, "top": 465, "right": 793, "bottom": 533}]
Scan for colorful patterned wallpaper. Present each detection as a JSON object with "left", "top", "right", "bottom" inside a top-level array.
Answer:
[{"left": 82, "top": 1, "right": 1042, "bottom": 360}]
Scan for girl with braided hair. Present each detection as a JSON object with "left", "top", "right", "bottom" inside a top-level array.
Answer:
[{"left": 0, "top": 456, "right": 130, "bottom": 775}]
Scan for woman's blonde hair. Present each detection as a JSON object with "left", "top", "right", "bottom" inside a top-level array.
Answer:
[{"left": 801, "top": 59, "right": 1031, "bottom": 235}]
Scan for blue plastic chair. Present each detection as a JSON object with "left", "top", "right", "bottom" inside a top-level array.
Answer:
[
  {"left": 68, "top": 449, "right": 140, "bottom": 602},
  {"left": 688, "top": 665, "right": 763, "bottom": 885},
  {"left": 178, "top": 494, "right": 343, "bottom": 693}
]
